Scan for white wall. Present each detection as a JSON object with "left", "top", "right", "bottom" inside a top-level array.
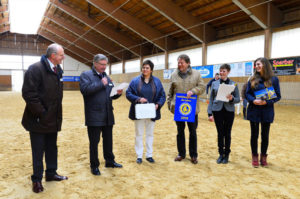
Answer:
[
  {"left": 111, "top": 62, "right": 123, "bottom": 74},
  {"left": 271, "top": 27, "right": 300, "bottom": 58},
  {"left": 143, "top": 54, "right": 165, "bottom": 70},
  {"left": 125, "top": 59, "right": 140, "bottom": 73},
  {"left": 63, "top": 55, "right": 90, "bottom": 76},
  {"left": 207, "top": 35, "right": 264, "bottom": 65},
  {"left": 168, "top": 47, "right": 202, "bottom": 68}
]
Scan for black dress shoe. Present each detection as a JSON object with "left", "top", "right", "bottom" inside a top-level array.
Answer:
[
  {"left": 105, "top": 162, "right": 123, "bottom": 168},
  {"left": 222, "top": 155, "right": 229, "bottom": 164},
  {"left": 32, "top": 181, "right": 44, "bottom": 193},
  {"left": 91, "top": 167, "right": 101, "bottom": 175},
  {"left": 216, "top": 155, "right": 224, "bottom": 164},
  {"left": 146, "top": 157, "right": 155, "bottom": 163},
  {"left": 46, "top": 174, "right": 68, "bottom": 181},
  {"left": 136, "top": 158, "right": 142, "bottom": 164},
  {"left": 191, "top": 157, "right": 198, "bottom": 164}
]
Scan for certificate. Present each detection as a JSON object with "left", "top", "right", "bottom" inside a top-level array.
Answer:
[
  {"left": 110, "top": 82, "right": 129, "bottom": 97},
  {"left": 135, "top": 103, "right": 156, "bottom": 119},
  {"left": 216, "top": 83, "right": 235, "bottom": 102},
  {"left": 174, "top": 93, "right": 197, "bottom": 122}
]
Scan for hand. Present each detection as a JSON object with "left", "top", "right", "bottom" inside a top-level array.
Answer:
[
  {"left": 253, "top": 99, "right": 266, "bottom": 105},
  {"left": 155, "top": 104, "right": 159, "bottom": 110},
  {"left": 226, "top": 94, "right": 233, "bottom": 101},
  {"left": 116, "top": 89, "right": 123, "bottom": 95},
  {"left": 187, "top": 91, "right": 193, "bottom": 99},
  {"left": 101, "top": 77, "right": 108, "bottom": 86},
  {"left": 139, "top": 98, "right": 148, "bottom": 103},
  {"left": 208, "top": 116, "right": 214, "bottom": 122}
]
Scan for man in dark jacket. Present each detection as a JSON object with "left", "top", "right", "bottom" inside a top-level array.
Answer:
[
  {"left": 80, "top": 54, "right": 123, "bottom": 176},
  {"left": 22, "top": 43, "right": 68, "bottom": 193}
]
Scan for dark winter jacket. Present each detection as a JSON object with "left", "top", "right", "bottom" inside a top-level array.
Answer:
[
  {"left": 126, "top": 75, "right": 166, "bottom": 121},
  {"left": 22, "top": 55, "right": 63, "bottom": 133},
  {"left": 245, "top": 76, "right": 281, "bottom": 123},
  {"left": 80, "top": 68, "right": 120, "bottom": 126}
]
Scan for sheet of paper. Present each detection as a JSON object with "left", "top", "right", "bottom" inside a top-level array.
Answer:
[
  {"left": 135, "top": 103, "right": 156, "bottom": 119},
  {"left": 216, "top": 83, "right": 235, "bottom": 102},
  {"left": 110, "top": 82, "right": 129, "bottom": 97}
]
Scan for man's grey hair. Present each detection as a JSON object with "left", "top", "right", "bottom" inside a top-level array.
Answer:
[
  {"left": 46, "top": 43, "right": 62, "bottom": 58},
  {"left": 93, "top": 54, "right": 108, "bottom": 63}
]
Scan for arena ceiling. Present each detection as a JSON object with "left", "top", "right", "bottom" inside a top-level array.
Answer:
[{"left": 1, "top": 0, "right": 300, "bottom": 66}]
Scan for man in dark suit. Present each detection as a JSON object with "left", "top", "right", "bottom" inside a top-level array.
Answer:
[
  {"left": 80, "top": 54, "right": 123, "bottom": 176},
  {"left": 22, "top": 43, "right": 68, "bottom": 193}
]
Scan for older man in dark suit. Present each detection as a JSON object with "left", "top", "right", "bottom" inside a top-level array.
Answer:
[
  {"left": 80, "top": 54, "right": 123, "bottom": 176},
  {"left": 22, "top": 43, "right": 68, "bottom": 193}
]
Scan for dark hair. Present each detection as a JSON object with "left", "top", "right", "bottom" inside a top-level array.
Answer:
[
  {"left": 215, "top": 73, "right": 219, "bottom": 75},
  {"left": 250, "top": 57, "right": 273, "bottom": 89},
  {"left": 177, "top": 54, "right": 190, "bottom": 65},
  {"left": 220, "top": 63, "right": 231, "bottom": 71},
  {"left": 142, "top": 60, "right": 154, "bottom": 71}
]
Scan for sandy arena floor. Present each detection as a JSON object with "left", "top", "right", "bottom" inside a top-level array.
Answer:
[{"left": 0, "top": 91, "right": 299, "bottom": 199}]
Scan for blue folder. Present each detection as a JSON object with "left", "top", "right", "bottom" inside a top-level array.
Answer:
[{"left": 174, "top": 93, "right": 197, "bottom": 122}]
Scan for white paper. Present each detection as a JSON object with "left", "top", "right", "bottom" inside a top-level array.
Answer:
[
  {"left": 135, "top": 103, "right": 156, "bottom": 119},
  {"left": 110, "top": 82, "right": 129, "bottom": 97},
  {"left": 216, "top": 83, "right": 235, "bottom": 102}
]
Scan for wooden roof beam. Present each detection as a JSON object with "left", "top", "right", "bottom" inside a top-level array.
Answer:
[
  {"left": 64, "top": 49, "right": 93, "bottom": 67},
  {"left": 87, "top": 0, "right": 176, "bottom": 51},
  {"left": 38, "top": 28, "right": 93, "bottom": 64},
  {"left": 50, "top": 0, "right": 141, "bottom": 57},
  {"left": 44, "top": 13, "right": 123, "bottom": 61},
  {"left": 41, "top": 23, "right": 101, "bottom": 58},
  {"left": 143, "top": 0, "right": 216, "bottom": 43},
  {"left": 232, "top": 0, "right": 282, "bottom": 29}
]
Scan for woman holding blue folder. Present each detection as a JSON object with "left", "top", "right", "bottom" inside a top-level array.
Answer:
[
  {"left": 126, "top": 60, "right": 166, "bottom": 164},
  {"left": 207, "top": 64, "right": 240, "bottom": 164},
  {"left": 246, "top": 57, "right": 281, "bottom": 167}
]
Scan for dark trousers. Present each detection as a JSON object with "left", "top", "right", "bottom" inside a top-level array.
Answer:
[
  {"left": 175, "top": 115, "right": 198, "bottom": 158},
  {"left": 87, "top": 126, "right": 115, "bottom": 168},
  {"left": 250, "top": 122, "right": 271, "bottom": 155},
  {"left": 29, "top": 132, "right": 58, "bottom": 182},
  {"left": 213, "top": 107, "right": 235, "bottom": 156}
]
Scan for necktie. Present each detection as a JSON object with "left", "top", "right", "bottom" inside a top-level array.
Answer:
[{"left": 53, "top": 66, "right": 57, "bottom": 74}]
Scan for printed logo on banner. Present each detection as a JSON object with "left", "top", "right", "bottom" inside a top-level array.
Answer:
[
  {"left": 179, "top": 103, "right": 192, "bottom": 116},
  {"left": 192, "top": 65, "right": 213, "bottom": 78}
]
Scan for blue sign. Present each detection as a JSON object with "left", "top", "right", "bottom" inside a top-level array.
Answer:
[
  {"left": 174, "top": 93, "right": 197, "bottom": 122},
  {"left": 245, "top": 62, "right": 253, "bottom": 76},
  {"left": 192, "top": 65, "right": 213, "bottom": 78},
  {"left": 62, "top": 76, "right": 80, "bottom": 82}
]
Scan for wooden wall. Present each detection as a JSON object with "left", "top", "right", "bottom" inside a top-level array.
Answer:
[{"left": 0, "top": 75, "right": 11, "bottom": 91}]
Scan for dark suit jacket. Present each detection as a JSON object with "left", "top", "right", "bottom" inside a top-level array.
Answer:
[
  {"left": 245, "top": 76, "right": 281, "bottom": 123},
  {"left": 22, "top": 55, "right": 63, "bottom": 133},
  {"left": 80, "top": 68, "right": 120, "bottom": 126}
]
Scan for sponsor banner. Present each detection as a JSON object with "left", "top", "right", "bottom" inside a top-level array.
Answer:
[
  {"left": 270, "top": 57, "right": 296, "bottom": 75},
  {"left": 174, "top": 93, "right": 197, "bottom": 122},
  {"left": 213, "top": 61, "right": 253, "bottom": 77},
  {"left": 192, "top": 65, "right": 213, "bottom": 78},
  {"left": 62, "top": 76, "right": 80, "bottom": 82}
]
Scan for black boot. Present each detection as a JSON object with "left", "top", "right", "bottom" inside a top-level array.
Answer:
[
  {"left": 216, "top": 154, "right": 223, "bottom": 164},
  {"left": 222, "top": 155, "right": 229, "bottom": 164}
]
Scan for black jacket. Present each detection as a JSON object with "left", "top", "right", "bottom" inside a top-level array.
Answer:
[
  {"left": 22, "top": 55, "right": 63, "bottom": 133},
  {"left": 80, "top": 68, "right": 120, "bottom": 126}
]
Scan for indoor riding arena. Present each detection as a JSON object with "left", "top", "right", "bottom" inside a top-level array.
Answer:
[{"left": 0, "top": 0, "right": 300, "bottom": 199}]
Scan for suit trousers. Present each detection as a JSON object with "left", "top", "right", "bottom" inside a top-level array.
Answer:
[
  {"left": 175, "top": 114, "right": 198, "bottom": 158},
  {"left": 134, "top": 119, "right": 155, "bottom": 159},
  {"left": 212, "top": 107, "right": 235, "bottom": 156},
  {"left": 29, "top": 132, "right": 58, "bottom": 182},
  {"left": 250, "top": 122, "right": 270, "bottom": 155},
  {"left": 87, "top": 126, "right": 115, "bottom": 168}
]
